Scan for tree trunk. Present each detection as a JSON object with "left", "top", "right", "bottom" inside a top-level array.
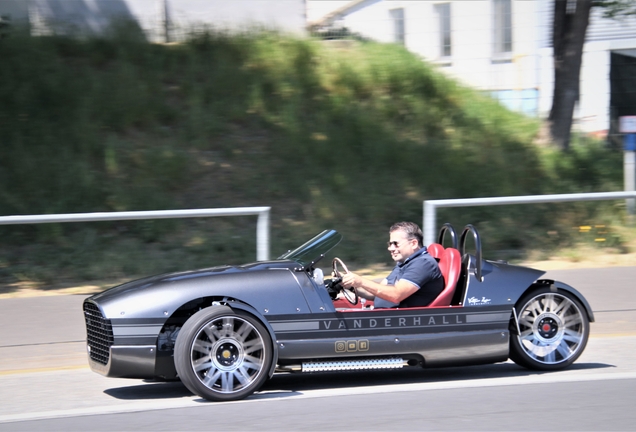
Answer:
[{"left": 549, "top": 0, "right": 593, "bottom": 150}]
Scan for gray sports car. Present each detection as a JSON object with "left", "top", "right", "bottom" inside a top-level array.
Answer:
[{"left": 83, "top": 224, "right": 593, "bottom": 401}]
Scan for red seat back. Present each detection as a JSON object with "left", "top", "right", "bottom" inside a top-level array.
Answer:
[
  {"left": 429, "top": 247, "right": 461, "bottom": 307},
  {"left": 427, "top": 243, "right": 444, "bottom": 259}
]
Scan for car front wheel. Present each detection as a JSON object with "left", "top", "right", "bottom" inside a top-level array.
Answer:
[
  {"left": 174, "top": 306, "right": 273, "bottom": 401},
  {"left": 510, "top": 288, "right": 590, "bottom": 371}
]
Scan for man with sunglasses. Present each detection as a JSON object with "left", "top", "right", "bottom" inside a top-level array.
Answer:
[{"left": 341, "top": 221, "right": 443, "bottom": 308}]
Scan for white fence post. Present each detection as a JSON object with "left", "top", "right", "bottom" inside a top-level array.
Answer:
[
  {"left": 0, "top": 207, "right": 271, "bottom": 261},
  {"left": 423, "top": 191, "right": 636, "bottom": 246},
  {"left": 256, "top": 209, "right": 270, "bottom": 261}
]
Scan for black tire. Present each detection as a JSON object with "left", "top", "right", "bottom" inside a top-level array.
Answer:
[
  {"left": 174, "top": 306, "right": 273, "bottom": 401},
  {"left": 510, "top": 287, "right": 590, "bottom": 371}
]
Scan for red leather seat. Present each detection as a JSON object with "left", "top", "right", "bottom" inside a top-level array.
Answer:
[
  {"left": 429, "top": 247, "right": 461, "bottom": 307},
  {"left": 332, "top": 245, "right": 461, "bottom": 310},
  {"left": 427, "top": 243, "right": 445, "bottom": 260}
]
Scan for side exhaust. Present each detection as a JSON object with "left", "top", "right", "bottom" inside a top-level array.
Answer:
[{"left": 276, "top": 357, "right": 409, "bottom": 373}]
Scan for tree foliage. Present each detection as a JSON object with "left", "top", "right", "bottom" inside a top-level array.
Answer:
[
  {"left": 550, "top": 0, "right": 636, "bottom": 150},
  {"left": 596, "top": 0, "right": 636, "bottom": 18}
]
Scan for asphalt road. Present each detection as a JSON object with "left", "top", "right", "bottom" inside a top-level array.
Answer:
[{"left": 0, "top": 266, "right": 635, "bottom": 430}]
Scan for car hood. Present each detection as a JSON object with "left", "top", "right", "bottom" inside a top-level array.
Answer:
[
  {"left": 86, "top": 230, "right": 344, "bottom": 318},
  {"left": 88, "top": 259, "right": 298, "bottom": 304},
  {"left": 86, "top": 260, "right": 310, "bottom": 319}
]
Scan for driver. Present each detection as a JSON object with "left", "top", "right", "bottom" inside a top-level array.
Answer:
[{"left": 341, "top": 221, "right": 443, "bottom": 308}]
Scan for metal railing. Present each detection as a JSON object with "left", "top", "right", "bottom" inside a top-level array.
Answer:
[
  {"left": 422, "top": 191, "right": 636, "bottom": 247},
  {"left": 0, "top": 207, "right": 271, "bottom": 261}
]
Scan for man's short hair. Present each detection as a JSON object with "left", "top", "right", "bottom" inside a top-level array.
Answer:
[{"left": 389, "top": 221, "right": 423, "bottom": 247}]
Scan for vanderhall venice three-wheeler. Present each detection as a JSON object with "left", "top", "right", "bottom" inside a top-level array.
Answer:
[{"left": 83, "top": 224, "right": 594, "bottom": 401}]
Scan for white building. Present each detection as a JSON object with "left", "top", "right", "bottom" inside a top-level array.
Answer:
[
  {"left": 0, "top": 0, "right": 307, "bottom": 41},
  {"left": 3, "top": 0, "right": 635, "bottom": 136},
  {"left": 310, "top": 0, "right": 636, "bottom": 137}
]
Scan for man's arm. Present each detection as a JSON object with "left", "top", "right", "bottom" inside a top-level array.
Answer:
[
  {"left": 354, "top": 278, "right": 387, "bottom": 300},
  {"left": 342, "top": 273, "right": 418, "bottom": 304},
  {"left": 355, "top": 287, "right": 375, "bottom": 300}
]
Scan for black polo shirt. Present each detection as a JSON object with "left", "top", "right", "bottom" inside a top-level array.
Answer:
[{"left": 374, "top": 247, "right": 444, "bottom": 308}]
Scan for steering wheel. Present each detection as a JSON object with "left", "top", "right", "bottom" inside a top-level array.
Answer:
[{"left": 332, "top": 257, "right": 358, "bottom": 305}]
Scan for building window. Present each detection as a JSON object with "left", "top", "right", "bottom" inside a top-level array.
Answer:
[
  {"left": 489, "top": 89, "right": 538, "bottom": 116},
  {"left": 493, "top": 0, "right": 512, "bottom": 55},
  {"left": 435, "top": 3, "right": 451, "bottom": 58},
  {"left": 390, "top": 8, "right": 405, "bottom": 45}
]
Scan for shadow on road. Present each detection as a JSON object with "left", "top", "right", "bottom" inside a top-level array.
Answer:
[
  {"left": 104, "top": 381, "right": 191, "bottom": 400},
  {"left": 101, "top": 361, "right": 614, "bottom": 401},
  {"left": 261, "top": 362, "right": 615, "bottom": 392}
]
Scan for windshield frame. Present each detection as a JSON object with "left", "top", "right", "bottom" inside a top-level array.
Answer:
[{"left": 278, "top": 230, "right": 342, "bottom": 269}]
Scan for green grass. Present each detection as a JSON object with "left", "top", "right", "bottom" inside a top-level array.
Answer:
[{"left": 0, "top": 26, "right": 631, "bottom": 290}]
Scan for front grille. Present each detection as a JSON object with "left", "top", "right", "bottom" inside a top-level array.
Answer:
[{"left": 83, "top": 302, "right": 114, "bottom": 365}]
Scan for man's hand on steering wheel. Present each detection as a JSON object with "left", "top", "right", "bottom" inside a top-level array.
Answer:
[
  {"left": 341, "top": 273, "right": 362, "bottom": 289},
  {"left": 332, "top": 257, "right": 358, "bottom": 305}
]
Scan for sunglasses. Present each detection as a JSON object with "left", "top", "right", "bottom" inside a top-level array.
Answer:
[{"left": 387, "top": 240, "right": 411, "bottom": 248}]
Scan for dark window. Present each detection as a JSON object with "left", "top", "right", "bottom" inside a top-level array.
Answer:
[
  {"left": 390, "top": 8, "right": 405, "bottom": 45},
  {"left": 493, "top": 0, "right": 512, "bottom": 54},
  {"left": 436, "top": 3, "right": 451, "bottom": 57}
]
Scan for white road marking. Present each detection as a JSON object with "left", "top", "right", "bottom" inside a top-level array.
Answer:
[{"left": 2, "top": 371, "right": 636, "bottom": 424}]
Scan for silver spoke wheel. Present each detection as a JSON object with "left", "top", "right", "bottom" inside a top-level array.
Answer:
[
  {"left": 175, "top": 307, "right": 272, "bottom": 401},
  {"left": 192, "top": 316, "right": 264, "bottom": 393},
  {"left": 511, "top": 288, "right": 589, "bottom": 370}
]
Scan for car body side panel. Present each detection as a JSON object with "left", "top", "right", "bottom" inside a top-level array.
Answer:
[
  {"left": 87, "top": 345, "right": 157, "bottom": 379},
  {"left": 105, "top": 317, "right": 165, "bottom": 346},
  {"left": 268, "top": 306, "right": 511, "bottom": 365},
  {"left": 275, "top": 331, "right": 509, "bottom": 367},
  {"left": 289, "top": 270, "right": 335, "bottom": 313},
  {"left": 461, "top": 256, "right": 545, "bottom": 307}
]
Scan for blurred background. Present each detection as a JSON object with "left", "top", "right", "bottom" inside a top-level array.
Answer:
[{"left": 0, "top": 0, "right": 634, "bottom": 293}]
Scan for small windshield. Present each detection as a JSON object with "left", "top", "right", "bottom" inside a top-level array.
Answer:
[{"left": 278, "top": 230, "right": 342, "bottom": 268}]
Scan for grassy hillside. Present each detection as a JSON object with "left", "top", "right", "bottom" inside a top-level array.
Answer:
[{"left": 0, "top": 27, "right": 628, "bottom": 289}]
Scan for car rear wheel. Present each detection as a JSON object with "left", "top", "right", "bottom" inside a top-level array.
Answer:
[
  {"left": 510, "top": 288, "right": 589, "bottom": 371},
  {"left": 174, "top": 306, "right": 273, "bottom": 401}
]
